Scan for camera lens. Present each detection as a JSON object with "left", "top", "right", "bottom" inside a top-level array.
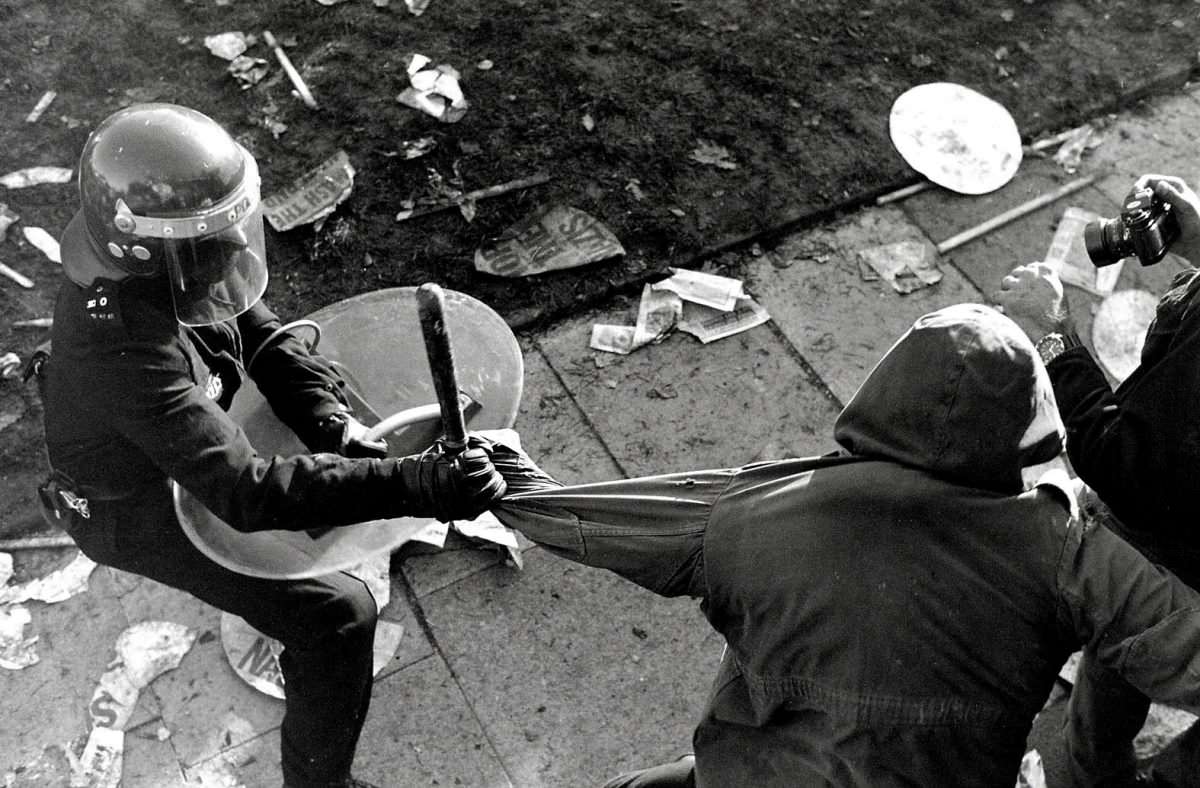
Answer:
[{"left": 1084, "top": 218, "right": 1128, "bottom": 267}]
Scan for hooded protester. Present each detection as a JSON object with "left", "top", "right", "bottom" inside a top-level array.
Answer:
[{"left": 484, "top": 302, "right": 1200, "bottom": 788}]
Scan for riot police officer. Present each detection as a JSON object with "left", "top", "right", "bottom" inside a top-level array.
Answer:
[{"left": 38, "top": 103, "right": 506, "bottom": 788}]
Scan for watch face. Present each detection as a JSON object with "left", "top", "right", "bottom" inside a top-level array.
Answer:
[{"left": 1036, "top": 333, "right": 1066, "bottom": 364}]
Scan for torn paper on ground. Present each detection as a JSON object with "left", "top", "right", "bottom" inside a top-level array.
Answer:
[
  {"left": 678, "top": 297, "right": 771, "bottom": 344},
  {"left": 475, "top": 204, "right": 625, "bottom": 277},
  {"left": 453, "top": 510, "right": 523, "bottom": 568},
  {"left": 1016, "top": 749, "right": 1046, "bottom": 788},
  {"left": 590, "top": 285, "right": 682, "bottom": 355},
  {"left": 22, "top": 226, "right": 61, "bottom": 263},
  {"left": 204, "top": 31, "right": 249, "bottom": 60},
  {"left": 1044, "top": 207, "right": 1121, "bottom": 296},
  {"left": 858, "top": 239, "right": 942, "bottom": 294},
  {"left": 229, "top": 55, "right": 270, "bottom": 89},
  {"left": 346, "top": 552, "right": 391, "bottom": 609},
  {"left": 410, "top": 520, "right": 450, "bottom": 549},
  {"left": 1092, "top": 289, "right": 1158, "bottom": 384},
  {"left": 89, "top": 621, "right": 197, "bottom": 730},
  {"left": 0, "top": 203, "right": 20, "bottom": 239},
  {"left": 651, "top": 267, "right": 746, "bottom": 311},
  {"left": 0, "top": 552, "right": 12, "bottom": 586},
  {"left": 0, "top": 550, "right": 96, "bottom": 605},
  {"left": 1052, "top": 124, "right": 1103, "bottom": 174},
  {"left": 1, "top": 166, "right": 73, "bottom": 189},
  {"left": 397, "top": 53, "right": 468, "bottom": 123},
  {"left": 262, "top": 149, "right": 355, "bottom": 232},
  {"left": 405, "top": 0, "right": 431, "bottom": 14},
  {"left": 69, "top": 726, "right": 123, "bottom": 788},
  {"left": 0, "top": 605, "right": 39, "bottom": 669}
]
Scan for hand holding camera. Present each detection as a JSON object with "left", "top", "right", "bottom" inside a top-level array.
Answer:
[{"left": 1085, "top": 174, "right": 1200, "bottom": 268}]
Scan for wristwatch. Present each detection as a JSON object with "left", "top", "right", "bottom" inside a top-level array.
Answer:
[{"left": 1034, "top": 331, "right": 1078, "bottom": 365}]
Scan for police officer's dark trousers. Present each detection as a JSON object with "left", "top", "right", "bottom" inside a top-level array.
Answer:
[{"left": 54, "top": 491, "right": 378, "bottom": 788}]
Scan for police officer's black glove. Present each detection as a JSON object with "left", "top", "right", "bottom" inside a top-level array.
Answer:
[
  {"left": 397, "top": 434, "right": 507, "bottom": 522},
  {"left": 314, "top": 412, "right": 389, "bottom": 459}
]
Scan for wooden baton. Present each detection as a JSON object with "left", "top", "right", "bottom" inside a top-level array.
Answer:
[{"left": 416, "top": 283, "right": 468, "bottom": 454}]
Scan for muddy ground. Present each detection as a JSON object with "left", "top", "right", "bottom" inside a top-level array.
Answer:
[{"left": 1, "top": 0, "right": 1199, "bottom": 534}]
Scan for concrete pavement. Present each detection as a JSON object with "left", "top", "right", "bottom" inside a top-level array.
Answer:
[{"left": 6, "top": 82, "right": 1200, "bottom": 786}]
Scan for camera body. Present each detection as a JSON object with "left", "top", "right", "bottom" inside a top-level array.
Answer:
[{"left": 1084, "top": 187, "right": 1181, "bottom": 267}]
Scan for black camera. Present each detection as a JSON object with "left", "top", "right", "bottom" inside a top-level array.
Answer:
[{"left": 1084, "top": 187, "right": 1181, "bottom": 267}]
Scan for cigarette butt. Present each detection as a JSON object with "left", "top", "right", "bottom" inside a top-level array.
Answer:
[
  {"left": 25, "top": 90, "right": 57, "bottom": 123},
  {"left": 263, "top": 30, "right": 318, "bottom": 109},
  {"left": 0, "top": 262, "right": 34, "bottom": 289}
]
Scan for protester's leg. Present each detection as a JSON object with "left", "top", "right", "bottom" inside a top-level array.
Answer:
[
  {"left": 1063, "top": 648, "right": 1151, "bottom": 787},
  {"left": 90, "top": 500, "right": 378, "bottom": 788},
  {"left": 602, "top": 756, "right": 696, "bottom": 788},
  {"left": 1147, "top": 719, "right": 1200, "bottom": 787}
]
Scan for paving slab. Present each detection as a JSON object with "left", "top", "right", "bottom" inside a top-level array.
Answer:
[
  {"left": 353, "top": 655, "right": 512, "bottom": 788},
  {"left": 399, "top": 340, "right": 622, "bottom": 599},
  {"left": 744, "top": 205, "right": 985, "bottom": 406},
  {"left": 1087, "top": 91, "right": 1200, "bottom": 204},
  {"left": 536, "top": 305, "right": 843, "bottom": 474},
  {"left": 0, "top": 561, "right": 134, "bottom": 775},
  {"left": 419, "top": 547, "right": 721, "bottom": 788},
  {"left": 183, "top": 729, "right": 282, "bottom": 787}
]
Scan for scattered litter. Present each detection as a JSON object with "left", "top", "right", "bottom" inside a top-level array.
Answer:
[
  {"left": 668, "top": 207, "right": 686, "bottom": 218},
  {"left": 1045, "top": 207, "right": 1121, "bottom": 296},
  {"left": 0, "top": 203, "right": 19, "bottom": 238},
  {"left": 453, "top": 511, "right": 523, "bottom": 569},
  {"left": 1016, "top": 749, "right": 1046, "bottom": 788},
  {"left": 582, "top": 113, "right": 596, "bottom": 132},
  {"left": 25, "top": 91, "right": 56, "bottom": 123},
  {"left": 397, "top": 53, "right": 468, "bottom": 123},
  {"left": 590, "top": 284, "right": 682, "bottom": 355},
  {"left": 204, "top": 32, "right": 249, "bottom": 61},
  {"left": 410, "top": 520, "right": 450, "bottom": 548},
  {"left": 0, "top": 550, "right": 96, "bottom": 605},
  {"left": 0, "top": 166, "right": 73, "bottom": 188},
  {"left": 889, "top": 82, "right": 1022, "bottom": 195},
  {"left": 0, "top": 553, "right": 11, "bottom": 586},
  {"left": 625, "top": 180, "right": 646, "bottom": 201},
  {"left": 263, "top": 149, "right": 355, "bottom": 232},
  {"left": 875, "top": 180, "right": 932, "bottom": 206},
  {"left": 22, "top": 226, "right": 61, "bottom": 263},
  {"left": 315, "top": 0, "right": 350, "bottom": 5},
  {"left": 0, "top": 261, "right": 34, "bottom": 289},
  {"left": 678, "top": 297, "right": 771, "bottom": 344},
  {"left": 264, "top": 30, "right": 319, "bottom": 110},
  {"left": 405, "top": 0, "right": 432, "bottom": 15},
  {"left": 347, "top": 552, "right": 391, "bottom": 609},
  {"left": 1052, "top": 124, "right": 1103, "bottom": 174},
  {"left": 690, "top": 140, "right": 739, "bottom": 170},
  {"left": 12, "top": 317, "right": 54, "bottom": 330},
  {"left": 1000, "top": 9, "right": 1015, "bottom": 22},
  {"left": 221, "top": 611, "right": 403, "bottom": 699},
  {"left": 374, "top": 0, "right": 390, "bottom": 7},
  {"left": 229, "top": 55, "right": 270, "bottom": 89},
  {"left": 70, "top": 725, "right": 123, "bottom": 788},
  {"left": 395, "top": 172, "right": 550, "bottom": 223},
  {"left": 398, "top": 137, "right": 437, "bottom": 159},
  {"left": 477, "top": 59, "right": 494, "bottom": 71},
  {"left": 474, "top": 204, "right": 624, "bottom": 277},
  {"left": 857, "top": 240, "right": 943, "bottom": 294},
  {"left": 0, "top": 605, "right": 39, "bottom": 669},
  {"left": 651, "top": 267, "right": 747, "bottom": 311},
  {"left": 936, "top": 175, "right": 1096, "bottom": 255},
  {"left": 1092, "top": 289, "right": 1158, "bottom": 384},
  {"left": 0, "top": 352, "right": 21, "bottom": 378}
]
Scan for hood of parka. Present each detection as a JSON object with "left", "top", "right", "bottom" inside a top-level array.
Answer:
[{"left": 833, "top": 303, "right": 1065, "bottom": 494}]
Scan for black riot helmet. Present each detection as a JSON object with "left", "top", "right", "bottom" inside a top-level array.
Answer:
[{"left": 65, "top": 103, "right": 268, "bottom": 326}]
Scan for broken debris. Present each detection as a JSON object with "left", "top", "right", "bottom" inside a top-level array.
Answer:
[
  {"left": 889, "top": 82, "right": 1022, "bottom": 195},
  {"left": 690, "top": 140, "right": 739, "bottom": 170},
  {"left": 475, "top": 204, "right": 624, "bottom": 277},
  {"left": 0, "top": 550, "right": 97, "bottom": 605},
  {"left": 22, "top": 226, "right": 61, "bottom": 263},
  {"left": 262, "top": 149, "right": 355, "bottom": 232},
  {"left": 0, "top": 605, "right": 39, "bottom": 669},
  {"left": 0, "top": 203, "right": 19, "bottom": 238},
  {"left": 0, "top": 261, "right": 35, "bottom": 289},
  {"left": 25, "top": 91, "right": 56, "bottom": 123},
  {"left": 204, "top": 31, "right": 249, "bottom": 60},
  {"left": 396, "top": 172, "right": 550, "bottom": 223},
  {"left": 264, "top": 29, "right": 319, "bottom": 109},
  {"left": 1051, "top": 123, "right": 1103, "bottom": 174},
  {"left": 857, "top": 239, "right": 942, "bottom": 294},
  {"left": 398, "top": 53, "right": 468, "bottom": 123},
  {"left": 0, "top": 166, "right": 73, "bottom": 189},
  {"left": 591, "top": 284, "right": 683, "bottom": 355},
  {"left": 405, "top": 0, "right": 432, "bottom": 14}
]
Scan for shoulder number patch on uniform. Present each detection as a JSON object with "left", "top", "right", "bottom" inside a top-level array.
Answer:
[{"left": 84, "top": 280, "right": 123, "bottom": 327}]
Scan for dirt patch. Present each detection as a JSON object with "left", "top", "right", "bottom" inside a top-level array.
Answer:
[{"left": 1, "top": 0, "right": 1199, "bottom": 534}]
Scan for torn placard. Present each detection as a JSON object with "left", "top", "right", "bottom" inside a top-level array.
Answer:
[
  {"left": 0, "top": 550, "right": 96, "bottom": 605},
  {"left": 22, "top": 226, "right": 61, "bottom": 263},
  {"left": 0, "top": 166, "right": 73, "bottom": 189},
  {"left": 397, "top": 54, "right": 468, "bottom": 123},
  {"left": 678, "top": 297, "right": 771, "bottom": 344},
  {"left": 90, "top": 621, "right": 197, "bottom": 730},
  {"left": 70, "top": 726, "right": 123, "bottom": 788},
  {"left": 857, "top": 240, "right": 942, "bottom": 294},
  {"left": 475, "top": 205, "right": 625, "bottom": 277},
  {"left": 1092, "top": 289, "right": 1158, "bottom": 384},
  {"left": 221, "top": 612, "right": 403, "bottom": 699},
  {"left": 0, "top": 605, "right": 39, "bottom": 669},
  {"left": 204, "top": 31, "right": 249, "bottom": 60},
  {"left": 1045, "top": 207, "right": 1121, "bottom": 296},
  {"left": 262, "top": 150, "right": 355, "bottom": 232},
  {"left": 889, "top": 82, "right": 1022, "bottom": 195},
  {"left": 651, "top": 268, "right": 746, "bottom": 311}
]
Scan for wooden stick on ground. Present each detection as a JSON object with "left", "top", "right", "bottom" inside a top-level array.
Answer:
[
  {"left": 395, "top": 173, "right": 552, "bottom": 222},
  {"left": 935, "top": 174, "right": 1098, "bottom": 255}
]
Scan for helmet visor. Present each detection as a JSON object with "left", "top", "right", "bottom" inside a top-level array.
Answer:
[{"left": 165, "top": 205, "right": 268, "bottom": 326}]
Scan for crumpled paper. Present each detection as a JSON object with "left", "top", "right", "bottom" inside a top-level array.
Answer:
[
  {"left": 397, "top": 53, "right": 468, "bottom": 123},
  {"left": 0, "top": 551, "right": 97, "bottom": 606}
]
